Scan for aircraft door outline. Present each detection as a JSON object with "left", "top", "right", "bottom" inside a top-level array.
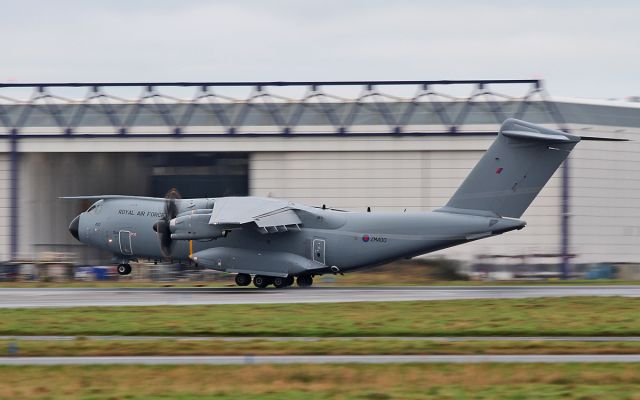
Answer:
[
  {"left": 312, "top": 238, "right": 325, "bottom": 265},
  {"left": 119, "top": 230, "right": 133, "bottom": 255}
]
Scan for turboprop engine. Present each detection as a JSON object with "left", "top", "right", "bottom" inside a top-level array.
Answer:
[{"left": 169, "top": 210, "right": 228, "bottom": 240}]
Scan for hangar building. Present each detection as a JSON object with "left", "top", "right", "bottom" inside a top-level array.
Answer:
[{"left": 0, "top": 80, "right": 638, "bottom": 268}]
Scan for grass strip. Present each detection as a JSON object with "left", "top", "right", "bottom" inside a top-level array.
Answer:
[
  {"left": 5, "top": 339, "right": 640, "bottom": 357},
  {"left": 1, "top": 364, "right": 640, "bottom": 399},
  {"left": 1, "top": 297, "right": 639, "bottom": 337}
]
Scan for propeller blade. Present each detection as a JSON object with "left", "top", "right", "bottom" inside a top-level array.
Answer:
[
  {"left": 164, "top": 188, "right": 181, "bottom": 220},
  {"left": 153, "top": 219, "right": 172, "bottom": 257},
  {"left": 154, "top": 188, "right": 182, "bottom": 258}
]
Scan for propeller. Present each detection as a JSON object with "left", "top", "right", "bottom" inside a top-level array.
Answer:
[{"left": 153, "top": 188, "right": 181, "bottom": 257}]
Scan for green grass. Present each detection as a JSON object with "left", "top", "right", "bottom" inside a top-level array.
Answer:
[
  {"left": 1, "top": 364, "right": 640, "bottom": 399},
  {"left": 4, "top": 338, "right": 640, "bottom": 357},
  {"left": 1, "top": 297, "right": 640, "bottom": 337}
]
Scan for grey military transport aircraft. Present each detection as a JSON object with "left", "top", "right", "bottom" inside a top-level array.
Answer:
[{"left": 66, "top": 119, "right": 581, "bottom": 288}]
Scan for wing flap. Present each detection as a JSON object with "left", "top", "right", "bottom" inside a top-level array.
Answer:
[
  {"left": 210, "top": 197, "right": 302, "bottom": 233},
  {"left": 254, "top": 209, "right": 302, "bottom": 228}
]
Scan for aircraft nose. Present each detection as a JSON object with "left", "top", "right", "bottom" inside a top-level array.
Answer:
[{"left": 69, "top": 215, "right": 81, "bottom": 241}]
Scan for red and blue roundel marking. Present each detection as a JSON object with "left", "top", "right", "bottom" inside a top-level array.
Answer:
[{"left": 362, "top": 234, "right": 370, "bottom": 242}]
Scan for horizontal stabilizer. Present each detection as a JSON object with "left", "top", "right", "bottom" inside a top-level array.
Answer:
[
  {"left": 500, "top": 119, "right": 580, "bottom": 143},
  {"left": 578, "top": 135, "right": 629, "bottom": 142},
  {"left": 501, "top": 129, "right": 576, "bottom": 143}
]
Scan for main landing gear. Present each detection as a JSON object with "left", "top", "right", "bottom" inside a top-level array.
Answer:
[
  {"left": 117, "top": 263, "right": 132, "bottom": 276},
  {"left": 237, "top": 274, "right": 301, "bottom": 288}
]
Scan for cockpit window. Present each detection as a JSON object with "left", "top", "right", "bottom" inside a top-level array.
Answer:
[{"left": 86, "top": 200, "right": 104, "bottom": 213}]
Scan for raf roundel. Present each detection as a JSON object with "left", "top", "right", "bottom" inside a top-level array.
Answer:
[{"left": 362, "top": 234, "right": 370, "bottom": 242}]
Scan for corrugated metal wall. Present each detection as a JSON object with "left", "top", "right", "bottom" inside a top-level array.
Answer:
[
  {"left": 18, "top": 153, "right": 152, "bottom": 263},
  {"left": 0, "top": 154, "right": 10, "bottom": 260},
  {"left": 570, "top": 128, "right": 640, "bottom": 263}
]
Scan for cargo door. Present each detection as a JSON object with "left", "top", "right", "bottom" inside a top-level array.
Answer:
[{"left": 119, "top": 230, "right": 133, "bottom": 255}]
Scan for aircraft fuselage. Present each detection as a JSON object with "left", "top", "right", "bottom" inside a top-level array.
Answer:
[{"left": 72, "top": 196, "right": 525, "bottom": 277}]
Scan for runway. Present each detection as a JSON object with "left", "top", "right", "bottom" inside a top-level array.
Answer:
[
  {"left": 1, "top": 354, "right": 640, "bottom": 365},
  {"left": 1, "top": 285, "right": 639, "bottom": 308}
]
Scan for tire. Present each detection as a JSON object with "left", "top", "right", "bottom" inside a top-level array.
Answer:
[
  {"left": 235, "top": 273, "right": 251, "bottom": 286},
  {"left": 253, "top": 275, "right": 271, "bottom": 288},
  {"left": 296, "top": 275, "right": 313, "bottom": 287},
  {"left": 273, "top": 277, "right": 287, "bottom": 288}
]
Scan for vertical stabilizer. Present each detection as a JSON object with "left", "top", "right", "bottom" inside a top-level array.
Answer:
[{"left": 438, "top": 119, "right": 580, "bottom": 218}]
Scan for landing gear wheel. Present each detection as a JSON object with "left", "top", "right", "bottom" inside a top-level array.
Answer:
[
  {"left": 235, "top": 273, "right": 252, "bottom": 287},
  {"left": 117, "top": 263, "right": 132, "bottom": 276},
  {"left": 285, "top": 276, "right": 295, "bottom": 287},
  {"left": 296, "top": 275, "right": 313, "bottom": 287},
  {"left": 273, "top": 277, "right": 288, "bottom": 288},
  {"left": 253, "top": 275, "right": 271, "bottom": 288}
]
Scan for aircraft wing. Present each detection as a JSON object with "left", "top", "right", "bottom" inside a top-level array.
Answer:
[
  {"left": 210, "top": 197, "right": 302, "bottom": 233},
  {"left": 61, "top": 195, "right": 162, "bottom": 200}
]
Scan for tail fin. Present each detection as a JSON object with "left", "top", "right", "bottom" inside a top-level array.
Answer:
[{"left": 438, "top": 118, "right": 580, "bottom": 218}]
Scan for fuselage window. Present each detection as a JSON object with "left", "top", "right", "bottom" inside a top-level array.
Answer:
[{"left": 86, "top": 200, "right": 104, "bottom": 214}]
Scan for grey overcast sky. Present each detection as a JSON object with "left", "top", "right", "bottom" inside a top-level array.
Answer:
[{"left": 1, "top": 0, "right": 638, "bottom": 99}]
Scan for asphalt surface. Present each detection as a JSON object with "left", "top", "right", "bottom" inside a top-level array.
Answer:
[
  {"left": 1, "top": 355, "right": 640, "bottom": 365},
  {"left": 0, "top": 285, "right": 639, "bottom": 308}
]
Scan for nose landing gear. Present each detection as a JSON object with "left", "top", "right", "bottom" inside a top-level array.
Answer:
[{"left": 117, "top": 263, "right": 132, "bottom": 276}]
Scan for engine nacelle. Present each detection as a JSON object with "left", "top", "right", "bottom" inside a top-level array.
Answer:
[{"left": 169, "top": 212, "right": 227, "bottom": 240}]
